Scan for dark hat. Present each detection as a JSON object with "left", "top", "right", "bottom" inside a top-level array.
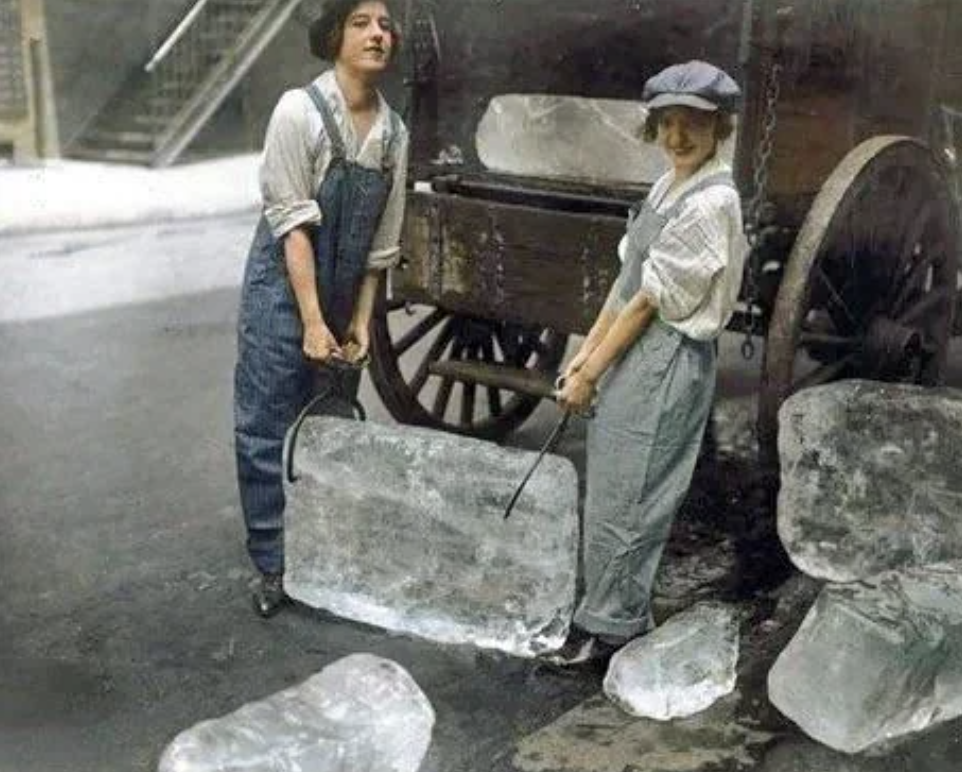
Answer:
[{"left": 643, "top": 61, "right": 741, "bottom": 113}]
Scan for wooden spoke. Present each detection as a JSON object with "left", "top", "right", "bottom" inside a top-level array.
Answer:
[
  {"left": 394, "top": 308, "right": 447, "bottom": 356},
  {"left": 898, "top": 287, "right": 954, "bottom": 327},
  {"left": 431, "top": 339, "right": 463, "bottom": 419},
  {"left": 798, "top": 331, "right": 859, "bottom": 349},
  {"left": 897, "top": 199, "right": 936, "bottom": 269},
  {"left": 890, "top": 252, "right": 936, "bottom": 317},
  {"left": 480, "top": 335, "right": 503, "bottom": 417},
  {"left": 460, "top": 363, "right": 477, "bottom": 427},
  {"left": 514, "top": 338, "right": 535, "bottom": 367},
  {"left": 813, "top": 263, "right": 859, "bottom": 329},
  {"left": 432, "top": 377, "right": 455, "bottom": 419},
  {"left": 487, "top": 385, "right": 503, "bottom": 417},
  {"left": 528, "top": 335, "right": 549, "bottom": 357},
  {"left": 480, "top": 333, "right": 496, "bottom": 363},
  {"left": 410, "top": 320, "right": 455, "bottom": 395}
]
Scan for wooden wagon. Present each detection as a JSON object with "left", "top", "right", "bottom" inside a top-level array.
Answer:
[{"left": 367, "top": 0, "right": 962, "bottom": 463}]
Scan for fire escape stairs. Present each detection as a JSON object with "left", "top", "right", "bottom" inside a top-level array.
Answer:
[{"left": 67, "top": 0, "right": 302, "bottom": 166}]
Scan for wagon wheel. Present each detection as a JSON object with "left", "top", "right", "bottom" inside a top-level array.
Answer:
[
  {"left": 369, "top": 284, "right": 568, "bottom": 441},
  {"left": 759, "top": 136, "right": 960, "bottom": 465}
]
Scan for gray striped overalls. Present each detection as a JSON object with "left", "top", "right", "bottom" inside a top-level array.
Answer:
[{"left": 574, "top": 172, "right": 734, "bottom": 641}]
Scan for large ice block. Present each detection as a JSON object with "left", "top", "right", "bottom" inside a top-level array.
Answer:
[
  {"left": 768, "top": 562, "right": 962, "bottom": 753},
  {"left": 284, "top": 417, "right": 579, "bottom": 657},
  {"left": 778, "top": 381, "right": 962, "bottom": 582},
  {"left": 158, "top": 653, "right": 434, "bottom": 772},
  {"left": 475, "top": 94, "right": 737, "bottom": 187},
  {"left": 603, "top": 603, "right": 739, "bottom": 720}
]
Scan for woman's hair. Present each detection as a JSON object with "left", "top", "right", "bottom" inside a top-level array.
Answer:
[
  {"left": 308, "top": 0, "right": 402, "bottom": 61},
  {"left": 641, "top": 109, "right": 736, "bottom": 143}
]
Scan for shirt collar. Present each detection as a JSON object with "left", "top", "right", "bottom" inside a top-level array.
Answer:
[
  {"left": 313, "top": 69, "right": 389, "bottom": 150},
  {"left": 656, "top": 154, "right": 731, "bottom": 209}
]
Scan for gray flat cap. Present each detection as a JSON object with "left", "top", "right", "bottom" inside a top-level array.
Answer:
[{"left": 643, "top": 60, "right": 741, "bottom": 113}]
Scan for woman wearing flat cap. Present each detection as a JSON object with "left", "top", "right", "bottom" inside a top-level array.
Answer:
[
  {"left": 234, "top": 0, "right": 408, "bottom": 617},
  {"left": 550, "top": 60, "right": 747, "bottom": 665}
]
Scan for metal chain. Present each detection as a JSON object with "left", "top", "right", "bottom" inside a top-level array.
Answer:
[{"left": 741, "top": 62, "right": 783, "bottom": 359}]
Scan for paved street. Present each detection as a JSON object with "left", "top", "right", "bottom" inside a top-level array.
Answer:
[
  {"left": 0, "top": 214, "right": 600, "bottom": 772},
  {"left": 2, "top": 214, "right": 961, "bottom": 771}
]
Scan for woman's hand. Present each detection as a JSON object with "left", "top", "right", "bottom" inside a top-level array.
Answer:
[
  {"left": 342, "top": 319, "right": 371, "bottom": 364},
  {"left": 557, "top": 370, "right": 596, "bottom": 415},
  {"left": 303, "top": 321, "right": 342, "bottom": 364},
  {"left": 563, "top": 349, "right": 590, "bottom": 381}
]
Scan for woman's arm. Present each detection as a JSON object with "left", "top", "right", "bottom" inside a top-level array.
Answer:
[
  {"left": 284, "top": 227, "right": 341, "bottom": 362},
  {"left": 563, "top": 263, "right": 633, "bottom": 378},
  {"left": 558, "top": 290, "right": 658, "bottom": 412},
  {"left": 343, "top": 270, "right": 380, "bottom": 362},
  {"left": 259, "top": 91, "right": 340, "bottom": 362},
  {"left": 565, "top": 308, "right": 616, "bottom": 379}
]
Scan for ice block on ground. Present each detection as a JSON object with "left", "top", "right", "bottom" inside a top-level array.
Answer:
[
  {"left": 158, "top": 653, "right": 434, "bottom": 772},
  {"left": 769, "top": 562, "right": 962, "bottom": 753},
  {"left": 284, "top": 417, "right": 580, "bottom": 657},
  {"left": 603, "top": 602, "right": 739, "bottom": 720}
]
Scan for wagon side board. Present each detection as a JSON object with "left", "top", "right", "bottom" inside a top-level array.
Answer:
[{"left": 395, "top": 192, "right": 624, "bottom": 336}]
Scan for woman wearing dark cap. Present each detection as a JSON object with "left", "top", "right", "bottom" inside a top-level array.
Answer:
[
  {"left": 234, "top": 0, "right": 407, "bottom": 617},
  {"left": 550, "top": 60, "right": 747, "bottom": 665}
]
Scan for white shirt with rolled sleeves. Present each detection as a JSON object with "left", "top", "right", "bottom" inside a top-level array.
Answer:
[
  {"left": 258, "top": 69, "right": 409, "bottom": 271},
  {"left": 616, "top": 156, "right": 748, "bottom": 341}
]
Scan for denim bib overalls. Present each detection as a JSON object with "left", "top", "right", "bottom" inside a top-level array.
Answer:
[
  {"left": 234, "top": 83, "right": 400, "bottom": 575},
  {"left": 574, "top": 172, "right": 735, "bottom": 641}
]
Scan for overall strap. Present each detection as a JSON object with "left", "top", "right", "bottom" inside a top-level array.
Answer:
[
  {"left": 620, "top": 171, "right": 736, "bottom": 303},
  {"left": 305, "top": 82, "right": 346, "bottom": 161},
  {"left": 661, "top": 171, "right": 736, "bottom": 220}
]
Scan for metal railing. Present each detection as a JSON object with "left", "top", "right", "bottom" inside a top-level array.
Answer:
[
  {"left": 145, "top": 0, "right": 213, "bottom": 74},
  {"left": 137, "top": 0, "right": 296, "bottom": 164},
  {"left": 144, "top": 0, "right": 259, "bottom": 129}
]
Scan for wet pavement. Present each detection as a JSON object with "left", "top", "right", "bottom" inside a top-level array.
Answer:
[{"left": 2, "top": 217, "right": 961, "bottom": 771}]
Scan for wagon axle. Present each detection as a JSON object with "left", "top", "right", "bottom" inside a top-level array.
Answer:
[{"left": 863, "top": 316, "right": 924, "bottom": 379}]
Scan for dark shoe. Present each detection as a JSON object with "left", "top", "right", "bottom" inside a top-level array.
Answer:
[
  {"left": 252, "top": 572, "right": 288, "bottom": 618},
  {"left": 542, "top": 627, "right": 620, "bottom": 668}
]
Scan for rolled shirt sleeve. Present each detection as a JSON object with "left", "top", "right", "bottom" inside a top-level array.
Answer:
[
  {"left": 640, "top": 194, "right": 730, "bottom": 323},
  {"left": 366, "top": 126, "right": 410, "bottom": 271},
  {"left": 259, "top": 90, "right": 322, "bottom": 240}
]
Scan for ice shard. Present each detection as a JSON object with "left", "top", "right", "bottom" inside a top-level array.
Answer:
[
  {"left": 158, "top": 653, "right": 435, "bottom": 772},
  {"left": 603, "top": 603, "right": 740, "bottom": 720}
]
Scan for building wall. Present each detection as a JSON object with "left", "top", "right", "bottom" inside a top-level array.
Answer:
[
  {"left": 0, "top": 0, "right": 59, "bottom": 160},
  {"left": 241, "top": 11, "right": 320, "bottom": 149},
  {"left": 45, "top": 0, "right": 191, "bottom": 146},
  {"left": 42, "top": 1, "right": 407, "bottom": 160}
]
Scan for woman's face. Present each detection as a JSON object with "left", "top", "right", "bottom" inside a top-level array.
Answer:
[
  {"left": 336, "top": 1, "right": 394, "bottom": 74},
  {"left": 656, "top": 106, "right": 719, "bottom": 178}
]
